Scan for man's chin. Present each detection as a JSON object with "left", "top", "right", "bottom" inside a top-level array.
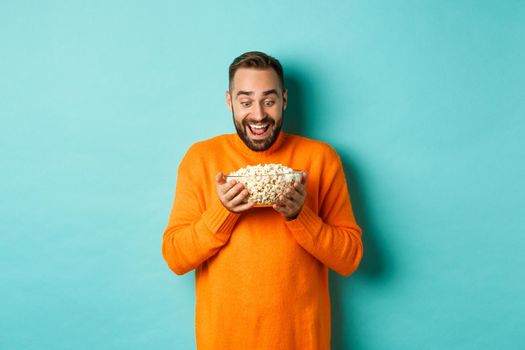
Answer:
[
  {"left": 247, "top": 139, "right": 270, "bottom": 151},
  {"left": 238, "top": 130, "right": 279, "bottom": 152},
  {"left": 242, "top": 137, "right": 270, "bottom": 151}
]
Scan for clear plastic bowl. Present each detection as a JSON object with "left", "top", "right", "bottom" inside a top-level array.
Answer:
[{"left": 225, "top": 171, "right": 303, "bottom": 206}]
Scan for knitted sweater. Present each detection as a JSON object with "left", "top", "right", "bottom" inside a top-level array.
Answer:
[{"left": 162, "top": 132, "right": 363, "bottom": 350}]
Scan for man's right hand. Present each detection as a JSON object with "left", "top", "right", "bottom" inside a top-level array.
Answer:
[{"left": 215, "top": 172, "right": 255, "bottom": 213}]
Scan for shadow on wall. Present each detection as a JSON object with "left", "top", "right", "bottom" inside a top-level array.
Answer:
[
  {"left": 283, "top": 72, "right": 307, "bottom": 136},
  {"left": 331, "top": 150, "right": 394, "bottom": 350},
  {"left": 284, "top": 67, "right": 394, "bottom": 350}
]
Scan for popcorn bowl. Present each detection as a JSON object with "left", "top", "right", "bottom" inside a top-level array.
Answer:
[{"left": 225, "top": 170, "right": 303, "bottom": 207}]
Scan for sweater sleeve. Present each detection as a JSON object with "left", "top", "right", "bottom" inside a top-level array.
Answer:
[
  {"left": 285, "top": 146, "right": 363, "bottom": 276},
  {"left": 161, "top": 146, "right": 240, "bottom": 275}
]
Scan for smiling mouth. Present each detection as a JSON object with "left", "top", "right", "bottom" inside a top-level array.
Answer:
[{"left": 246, "top": 123, "right": 271, "bottom": 138}]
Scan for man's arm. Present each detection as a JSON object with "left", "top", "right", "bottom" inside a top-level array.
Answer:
[
  {"left": 161, "top": 147, "right": 252, "bottom": 275},
  {"left": 282, "top": 146, "right": 363, "bottom": 276}
]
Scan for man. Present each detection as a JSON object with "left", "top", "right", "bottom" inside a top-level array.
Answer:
[{"left": 162, "top": 51, "right": 363, "bottom": 349}]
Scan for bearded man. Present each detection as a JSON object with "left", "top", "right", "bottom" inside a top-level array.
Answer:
[{"left": 162, "top": 51, "right": 363, "bottom": 350}]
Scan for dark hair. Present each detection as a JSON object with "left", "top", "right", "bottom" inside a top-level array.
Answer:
[{"left": 228, "top": 51, "right": 284, "bottom": 90}]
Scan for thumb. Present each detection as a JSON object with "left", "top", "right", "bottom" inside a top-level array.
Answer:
[
  {"left": 216, "top": 172, "right": 226, "bottom": 184},
  {"left": 301, "top": 171, "right": 308, "bottom": 185}
]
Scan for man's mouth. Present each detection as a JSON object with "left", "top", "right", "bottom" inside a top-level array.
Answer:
[{"left": 246, "top": 123, "right": 271, "bottom": 139}]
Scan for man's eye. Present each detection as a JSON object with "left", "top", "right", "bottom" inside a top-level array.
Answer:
[
  {"left": 264, "top": 100, "right": 275, "bottom": 107},
  {"left": 241, "top": 102, "right": 251, "bottom": 107}
]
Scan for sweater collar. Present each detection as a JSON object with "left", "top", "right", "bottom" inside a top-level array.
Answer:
[{"left": 230, "top": 131, "right": 287, "bottom": 158}]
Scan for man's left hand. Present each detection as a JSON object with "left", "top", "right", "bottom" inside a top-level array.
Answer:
[{"left": 273, "top": 172, "right": 307, "bottom": 221}]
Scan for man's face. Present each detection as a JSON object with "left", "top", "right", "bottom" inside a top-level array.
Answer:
[{"left": 226, "top": 68, "right": 287, "bottom": 151}]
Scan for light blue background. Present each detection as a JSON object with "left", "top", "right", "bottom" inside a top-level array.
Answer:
[{"left": 1, "top": 1, "right": 524, "bottom": 349}]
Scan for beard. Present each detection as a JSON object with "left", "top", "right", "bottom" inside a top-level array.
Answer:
[{"left": 232, "top": 107, "right": 284, "bottom": 152}]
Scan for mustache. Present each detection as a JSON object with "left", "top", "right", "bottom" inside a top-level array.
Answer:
[{"left": 242, "top": 117, "right": 275, "bottom": 126}]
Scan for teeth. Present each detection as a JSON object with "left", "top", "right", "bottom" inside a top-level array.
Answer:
[{"left": 250, "top": 124, "right": 268, "bottom": 129}]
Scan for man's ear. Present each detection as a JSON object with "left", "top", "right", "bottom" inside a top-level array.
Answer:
[
  {"left": 282, "top": 88, "right": 288, "bottom": 111},
  {"left": 226, "top": 90, "right": 233, "bottom": 112}
]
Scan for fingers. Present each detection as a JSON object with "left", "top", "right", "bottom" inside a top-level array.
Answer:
[
  {"left": 217, "top": 175, "right": 238, "bottom": 194},
  {"left": 273, "top": 179, "right": 307, "bottom": 219},
  {"left": 273, "top": 198, "right": 298, "bottom": 219},
  {"left": 216, "top": 172, "right": 239, "bottom": 189},
  {"left": 292, "top": 182, "right": 306, "bottom": 197},
  {"left": 288, "top": 172, "right": 306, "bottom": 196},
  {"left": 223, "top": 182, "right": 245, "bottom": 201},
  {"left": 229, "top": 188, "right": 249, "bottom": 206},
  {"left": 224, "top": 188, "right": 253, "bottom": 213},
  {"left": 283, "top": 186, "right": 301, "bottom": 202},
  {"left": 283, "top": 179, "right": 306, "bottom": 200},
  {"left": 215, "top": 174, "right": 253, "bottom": 213},
  {"left": 272, "top": 202, "right": 286, "bottom": 213},
  {"left": 279, "top": 194, "right": 300, "bottom": 210},
  {"left": 234, "top": 200, "right": 255, "bottom": 212}
]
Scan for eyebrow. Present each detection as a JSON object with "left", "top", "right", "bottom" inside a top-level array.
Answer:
[{"left": 236, "top": 89, "right": 279, "bottom": 98}]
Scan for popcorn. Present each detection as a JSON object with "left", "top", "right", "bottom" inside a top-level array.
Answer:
[{"left": 227, "top": 164, "right": 302, "bottom": 205}]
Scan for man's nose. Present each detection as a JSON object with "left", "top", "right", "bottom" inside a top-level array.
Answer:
[{"left": 252, "top": 103, "right": 265, "bottom": 120}]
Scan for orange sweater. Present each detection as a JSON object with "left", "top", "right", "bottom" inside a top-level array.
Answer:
[{"left": 162, "top": 132, "right": 363, "bottom": 350}]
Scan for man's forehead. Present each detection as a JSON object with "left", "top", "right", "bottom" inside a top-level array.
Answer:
[{"left": 230, "top": 68, "right": 281, "bottom": 93}]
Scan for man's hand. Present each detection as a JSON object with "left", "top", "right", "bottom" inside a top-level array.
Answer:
[
  {"left": 216, "top": 172, "right": 255, "bottom": 213},
  {"left": 273, "top": 172, "right": 307, "bottom": 220}
]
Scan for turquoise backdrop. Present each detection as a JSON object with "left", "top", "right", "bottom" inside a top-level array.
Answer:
[{"left": 1, "top": 1, "right": 524, "bottom": 349}]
